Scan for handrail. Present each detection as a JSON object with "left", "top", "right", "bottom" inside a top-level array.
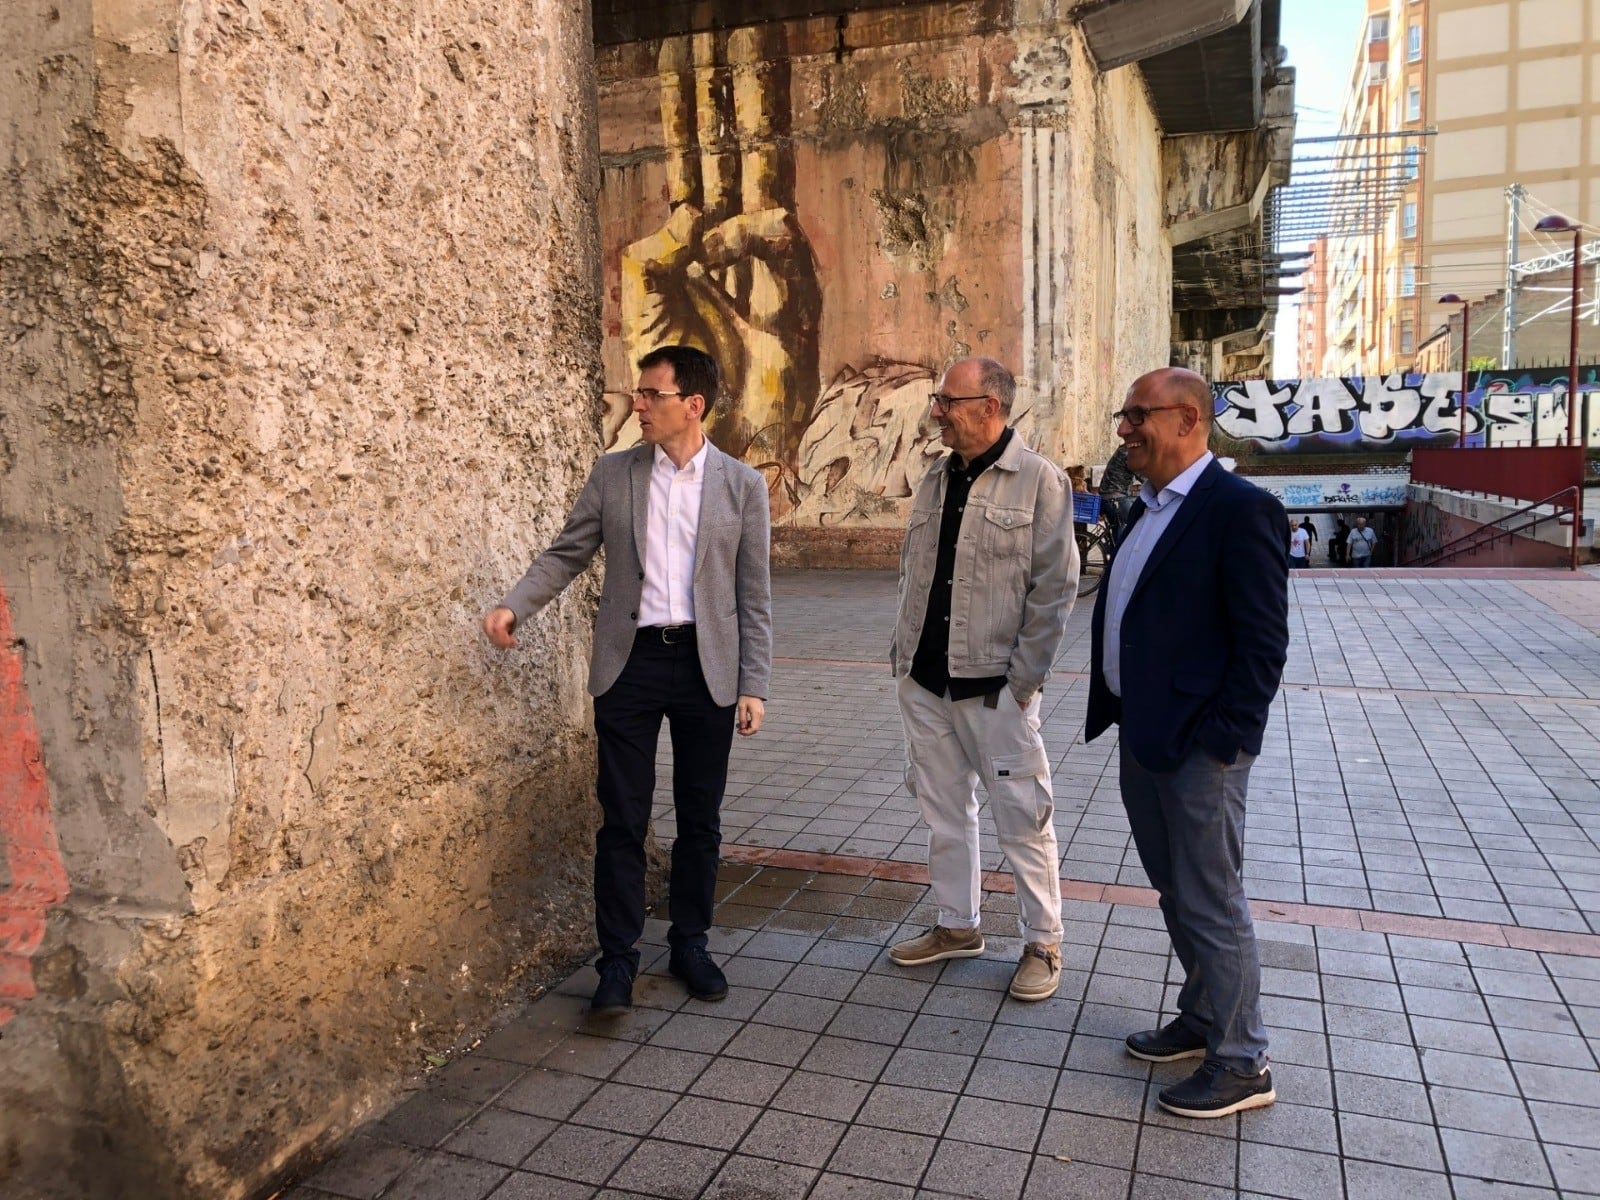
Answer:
[{"left": 1407, "top": 486, "right": 1577, "bottom": 568}]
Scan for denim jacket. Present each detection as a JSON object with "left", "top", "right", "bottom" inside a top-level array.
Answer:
[{"left": 890, "top": 434, "right": 1078, "bottom": 704}]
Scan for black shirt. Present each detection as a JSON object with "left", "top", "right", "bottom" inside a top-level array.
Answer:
[{"left": 911, "top": 427, "right": 1014, "bottom": 700}]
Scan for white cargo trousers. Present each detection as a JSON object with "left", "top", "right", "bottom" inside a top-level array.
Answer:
[{"left": 896, "top": 676, "right": 1064, "bottom": 944}]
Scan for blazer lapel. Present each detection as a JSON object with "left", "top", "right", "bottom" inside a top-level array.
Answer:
[
  {"left": 630, "top": 445, "right": 652, "bottom": 567},
  {"left": 1129, "top": 459, "right": 1221, "bottom": 605},
  {"left": 693, "top": 444, "right": 727, "bottom": 577}
]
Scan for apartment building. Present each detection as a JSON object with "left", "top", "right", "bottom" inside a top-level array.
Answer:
[
  {"left": 1318, "top": 0, "right": 1427, "bottom": 377},
  {"left": 1294, "top": 236, "right": 1330, "bottom": 374},
  {"left": 1315, "top": 0, "right": 1600, "bottom": 376}
]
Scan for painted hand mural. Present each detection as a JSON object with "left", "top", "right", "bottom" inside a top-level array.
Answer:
[{"left": 619, "top": 27, "right": 822, "bottom": 474}]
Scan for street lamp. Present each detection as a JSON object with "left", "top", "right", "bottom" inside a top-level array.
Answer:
[
  {"left": 1439, "top": 293, "right": 1470, "bottom": 444},
  {"left": 1534, "top": 213, "right": 1584, "bottom": 447}
]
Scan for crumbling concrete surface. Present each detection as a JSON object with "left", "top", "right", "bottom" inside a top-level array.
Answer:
[{"left": 0, "top": 1, "right": 604, "bottom": 1196}]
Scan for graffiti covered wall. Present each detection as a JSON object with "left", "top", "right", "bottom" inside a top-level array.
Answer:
[
  {"left": 1215, "top": 368, "right": 1600, "bottom": 452},
  {"left": 595, "top": 9, "right": 1172, "bottom": 560}
]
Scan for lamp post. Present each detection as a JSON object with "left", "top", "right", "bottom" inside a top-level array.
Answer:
[
  {"left": 1440, "top": 293, "right": 1470, "bottom": 445},
  {"left": 1533, "top": 214, "right": 1584, "bottom": 447}
]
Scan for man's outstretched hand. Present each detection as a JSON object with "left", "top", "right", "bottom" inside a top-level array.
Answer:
[{"left": 483, "top": 606, "right": 519, "bottom": 649}]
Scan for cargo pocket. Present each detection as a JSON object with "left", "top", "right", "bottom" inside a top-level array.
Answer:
[{"left": 989, "top": 745, "right": 1049, "bottom": 783}]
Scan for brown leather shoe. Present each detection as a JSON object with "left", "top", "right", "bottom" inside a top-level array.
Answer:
[
  {"left": 889, "top": 925, "right": 985, "bottom": 967},
  {"left": 1008, "top": 942, "right": 1061, "bottom": 1002}
]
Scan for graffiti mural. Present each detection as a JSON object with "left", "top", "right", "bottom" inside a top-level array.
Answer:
[
  {"left": 1253, "top": 472, "right": 1411, "bottom": 510},
  {"left": 0, "top": 578, "right": 69, "bottom": 1026},
  {"left": 1214, "top": 367, "right": 1600, "bottom": 452},
  {"left": 617, "top": 26, "right": 823, "bottom": 469}
]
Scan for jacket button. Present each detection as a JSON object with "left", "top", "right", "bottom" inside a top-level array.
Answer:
[
  {"left": 630, "top": 612, "right": 638, "bottom": 620},
  {"left": 638, "top": 572, "right": 644, "bottom": 580}
]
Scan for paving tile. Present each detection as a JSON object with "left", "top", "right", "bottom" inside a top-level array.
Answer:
[
  {"left": 520, "top": 1126, "right": 639, "bottom": 1186},
  {"left": 808, "top": 1171, "right": 915, "bottom": 1199},
  {"left": 300, "top": 1136, "right": 419, "bottom": 1198},
  {"left": 1134, "top": 1126, "right": 1236, "bottom": 1189},
  {"left": 943, "top": 1097, "right": 1046, "bottom": 1153},
  {"left": 702, "top": 1155, "right": 819, "bottom": 1200},
  {"left": 856, "top": 1081, "right": 959, "bottom": 1136},
  {"left": 1439, "top": 1128, "right": 1554, "bottom": 1188},
  {"left": 1338, "top": 1112, "right": 1445, "bottom": 1171},
  {"left": 371, "top": 1096, "right": 478, "bottom": 1149},
  {"left": 767, "top": 1070, "right": 872, "bottom": 1123},
  {"left": 1021, "top": 1158, "right": 1131, "bottom": 1200},
  {"left": 442, "top": 1109, "right": 557, "bottom": 1169},
  {"left": 1236, "top": 1142, "right": 1344, "bottom": 1200},
  {"left": 1344, "top": 1160, "right": 1452, "bottom": 1200},
  {"left": 484, "top": 1172, "right": 596, "bottom": 1200},
  {"left": 381, "top": 1153, "right": 508, "bottom": 1200},
  {"left": 568, "top": 1082, "right": 679, "bottom": 1134},
  {"left": 739, "top": 1109, "right": 848, "bottom": 1168},
  {"left": 1429, "top": 1085, "right": 1536, "bottom": 1138},
  {"left": 828, "top": 1125, "right": 938, "bottom": 1186},
  {"left": 650, "top": 1095, "right": 761, "bottom": 1150},
  {"left": 922, "top": 1139, "right": 1032, "bottom": 1199}
]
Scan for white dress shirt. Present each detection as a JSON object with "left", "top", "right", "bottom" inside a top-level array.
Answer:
[
  {"left": 1101, "top": 451, "right": 1214, "bottom": 697},
  {"left": 638, "top": 440, "right": 708, "bottom": 626}
]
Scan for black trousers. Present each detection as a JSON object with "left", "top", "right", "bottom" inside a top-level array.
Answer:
[{"left": 591, "top": 629, "right": 736, "bottom": 972}]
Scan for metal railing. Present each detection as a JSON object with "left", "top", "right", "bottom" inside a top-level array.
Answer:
[{"left": 1404, "top": 486, "right": 1578, "bottom": 568}]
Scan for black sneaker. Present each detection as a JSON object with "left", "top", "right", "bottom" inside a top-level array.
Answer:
[
  {"left": 591, "top": 959, "right": 634, "bottom": 1017},
  {"left": 1125, "top": 1017, "right": 1209, "bottom": 1063},
  {"left": 1158, "top": 1060, "right": 1275, "bottom": 1119},
  {"left": 668, "top": 945, "right": 728, "bottom": 1001}
]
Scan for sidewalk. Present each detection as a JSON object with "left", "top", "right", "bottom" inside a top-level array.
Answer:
[{"left": 285, "top": 569, "right": 1600, "bottom": 1200}]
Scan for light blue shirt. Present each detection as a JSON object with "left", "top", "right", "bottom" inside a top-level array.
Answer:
[{"left": 1102, "top": 451, "right": 1214, "bottom": 698}]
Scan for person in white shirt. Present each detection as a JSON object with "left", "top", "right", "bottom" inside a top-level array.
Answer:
[
  {"left": 483, "top": 346, "right": 772, "bottom": 1016},
  {"left": 1288, "top": 520, "right": 1310, "bottom": 569}
]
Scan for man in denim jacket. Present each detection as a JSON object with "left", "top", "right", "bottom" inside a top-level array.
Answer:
[{"left": 888, "top": 357, "right": 1078, "bottom": 1001}]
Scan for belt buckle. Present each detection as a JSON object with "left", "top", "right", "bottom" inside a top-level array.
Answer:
[{"left": 661, "top": 624, "right": 690, "bottom": 645}]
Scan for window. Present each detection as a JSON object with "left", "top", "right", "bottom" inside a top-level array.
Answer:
[
  {"left": 1368, "top": 60, "right": 1389, "bottom": 85},
  {"left": 1403, "top": 202, "right": 1417, "bottom": 238},
  {"left": 1406, "top": 86, "right": 1421, "bottom": 121},
  {"left": 1403, "top": 146, "right": 1420, "bottom": 180},
  {"left": 1401, "top": 263, "right": 1417, "bottom": 297},
  {"left": 1401, "top": 323, "right": 1416, "bottom": 354},
  {"left": 1390, "top": 96, "right": 1401, "bottom": 128},
  {"left": 1408, "top": 23, "right": 1422, "bottom": 61},
  {"left": 1370, "top": 14, "right": 1390, "bottom": 40}
]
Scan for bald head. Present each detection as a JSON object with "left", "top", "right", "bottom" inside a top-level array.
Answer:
[{"left": 1118, "top": 366, "right": 1214, "bottom": 493}]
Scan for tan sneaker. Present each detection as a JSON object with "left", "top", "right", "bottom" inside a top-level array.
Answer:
[
  {"left": 1008, "top": 942, "right": 1061, "bottom": 1002},
  {"left": 889, "top": 925, "right": 985, "bottom": 967}
]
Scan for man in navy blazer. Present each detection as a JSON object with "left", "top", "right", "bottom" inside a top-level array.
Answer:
[{"left": 1086, "top": 367, "right": 1289, "bottom": 1119}]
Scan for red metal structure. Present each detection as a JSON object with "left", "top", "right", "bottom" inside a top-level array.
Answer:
[{"left": 1410, "top": 446, "right": 1584, "bottom": 568}]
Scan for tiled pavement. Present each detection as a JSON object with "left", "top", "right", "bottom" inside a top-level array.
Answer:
[{"left": 286, "top": 570, "right": 1600, "bottom": 1200}]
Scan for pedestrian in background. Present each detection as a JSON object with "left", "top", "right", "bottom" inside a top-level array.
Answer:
[
  {"left": 1298, "top": 516, "right": 1318, "bottom": 555},
  {"left": 1086, "top": 366, "right": 1288, "bottom": 1119},
  {"left": 1288, "top": 518, "right": 1310, "bottom": 570},
  {"left": 483, "top": 345, "right": 772, "bottom": 1017},
  {"left": 888, "top": 356, "right": 1078, "bottom": 1002},
  {"left": 1347, "top": 515, "right": 1377, "bottom": 567},
  {"left": 1330, "top": 516, "right": 1350, "bottom": 566}
]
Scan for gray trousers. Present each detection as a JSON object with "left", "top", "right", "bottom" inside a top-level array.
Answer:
[{"left": 1119, "top": 740, "right": 1268, "bottom": 1075}]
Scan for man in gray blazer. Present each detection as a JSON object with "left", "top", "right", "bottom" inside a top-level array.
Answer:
[{"left": 484, "top": 345, "right": 772, "bottom": 1015}]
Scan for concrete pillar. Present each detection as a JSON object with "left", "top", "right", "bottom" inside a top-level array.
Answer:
[{"left": 0, "top": 1, "right": 603, "bottom": 1196}]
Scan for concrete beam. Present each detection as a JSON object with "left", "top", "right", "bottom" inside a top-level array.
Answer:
[{"left": 1078, "top": 0, "right": 1253, "bottom": 71}]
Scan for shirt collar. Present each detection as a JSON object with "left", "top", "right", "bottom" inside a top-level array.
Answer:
[
  {"left": 654, "top": 438, "right": 710, "bottom": 477},
  {"left": 949, "top": 426, "right": 1013, "bottom": 478},
  {"left": 1143, "top": 450, "right": 1213, "bottom": 512}
]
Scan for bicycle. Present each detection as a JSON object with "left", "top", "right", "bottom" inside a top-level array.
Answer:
[{"left": 1072, "top": 492, "right": 1117, "bottom": 597}]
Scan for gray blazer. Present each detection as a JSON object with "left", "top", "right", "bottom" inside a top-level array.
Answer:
[{"left": 499, "top": 442, "right": 773, "bottom": 706}]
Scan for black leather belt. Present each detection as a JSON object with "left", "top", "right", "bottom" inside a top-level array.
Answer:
[{"left": 639, "top": 623, "right": 696, "bottom": 644}]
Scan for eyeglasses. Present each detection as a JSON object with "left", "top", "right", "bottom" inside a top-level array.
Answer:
[
  {"left": 633, "top": 388, "right": 686, "bottom": 403},
  {"left": 1111, "top": 404, "right": 1192, "bottom": 427},
  {"left": 929, "top": 392, "right": 992, "bottom": 413}
]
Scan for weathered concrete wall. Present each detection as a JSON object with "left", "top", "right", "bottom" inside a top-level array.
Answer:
[
  {"left": 595, "top": 3, "right": 1170, "bottom": 562},
  {"left": 0, "top": 1, "right": 603, "bottom": 1196}
]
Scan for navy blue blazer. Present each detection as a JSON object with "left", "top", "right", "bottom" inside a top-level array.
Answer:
[{"left": 1086, "top": 458, "right": 1289, "bottom": 772}]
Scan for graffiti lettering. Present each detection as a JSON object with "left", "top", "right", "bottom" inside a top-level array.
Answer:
[{"left": 1213, "top": 369, "right": 1600, "bottom": 451}]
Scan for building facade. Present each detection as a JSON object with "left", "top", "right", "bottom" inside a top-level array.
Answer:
[{"left": 1316, "top": 0, "right": 1600, "bottom": 375}]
